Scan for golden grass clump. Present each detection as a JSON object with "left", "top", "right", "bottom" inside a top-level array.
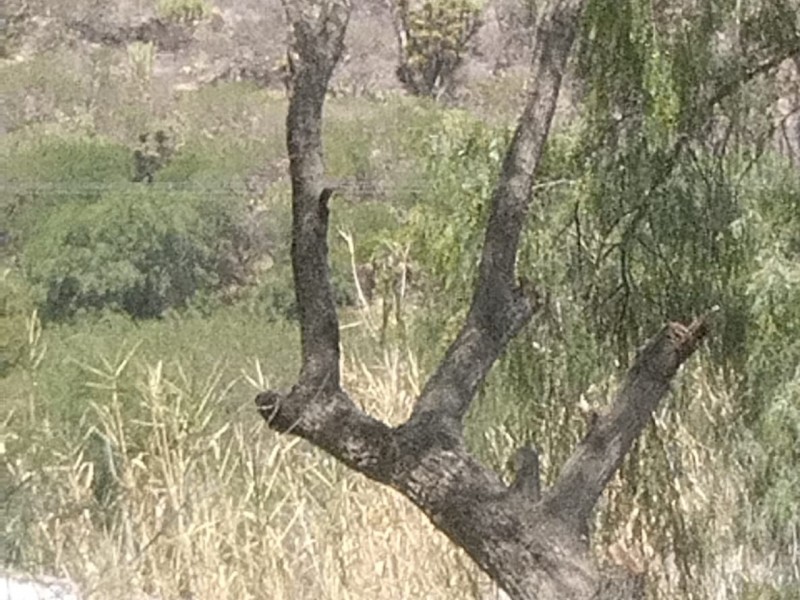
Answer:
[
  {"left": 1, "top": 318, "right": 795, "bottom": 599},
  {"left": 2, "top": 341, "right": 501, "bottom": 599}
]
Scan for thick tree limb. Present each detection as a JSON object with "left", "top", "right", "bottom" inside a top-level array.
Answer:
[
  {"left": 256, "top": 1, "right": 714, "bottom": 598},
  {"left": 411, "top": 0, "right": 587, "bottom": 425},
  {"left": 544, "top": 310, "right": 715, "bottom": 531}
]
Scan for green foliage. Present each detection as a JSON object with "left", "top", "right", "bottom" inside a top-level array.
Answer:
[
  {"left": 578, "top": 0, "right": 799, "bottom": 145},
  {"left": 245, "top": 267, "right": 299, "bottom": 322},
  {"left": 2, "top": 130, "right": 286, "bottom": 323},
  {"left": 570, "top": 0, "right": 800, "bottom": 369},
  {"left": 156, "top": 0, "right": 212, "bottom": 23},
  {"left": 21, "top": 187, "right": 257, "bottom": 321},
  {"left": 738, "top": 162, "right": 800, "bottom": 543},
  {"left": 4, "top": 133, "right": 132, "bottom": 189},
  {"left": 0, "top": 269, "right": 36, "bottom": 378},
  {"left": 566, "top": 0, "right": 800, "bottom": 558},
  {"left": 402, "top": 110, "right": 508, "bottom": 304},
  {"left": 158, "top": 136, "right": 275, "bottom": 185},
  {"left": 394, "top": 0, "right": 483, "bottom": 97},
  {"left": 2, "top": 133, "right": 134, "bottom": 242}
]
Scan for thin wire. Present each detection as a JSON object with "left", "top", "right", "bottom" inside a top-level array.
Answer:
[{"left": 0, "top": 178, "right": 577, "bottom": 196}]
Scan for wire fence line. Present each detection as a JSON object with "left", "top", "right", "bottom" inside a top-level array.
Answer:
[
  {"left": 0, "top": 181, "right": 418, "bottom": 197},
  {"left": 0, "top": 178, "right": 577, "bottom": 196},
  {"left": 1, "top": 182, "right": 272, "bottom": 196}
]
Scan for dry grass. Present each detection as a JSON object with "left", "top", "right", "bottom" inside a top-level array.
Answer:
[
  {"left": 2, "top": 316, "right": 796, "bottom": 599},
  {"left": 2, "top": 334, "right": 500, "bottom": 600}
]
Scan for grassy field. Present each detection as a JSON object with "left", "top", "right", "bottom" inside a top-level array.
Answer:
[{"left": 2, "top": 37, "right": 800, "bottom": 600}]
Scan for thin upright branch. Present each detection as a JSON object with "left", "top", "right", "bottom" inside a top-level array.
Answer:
[
  {"left": 411, "top": 0, "right": 587, "bottom": 425},
  {"left": 282, "top": 0, "right": 351, "bottom": 393}
]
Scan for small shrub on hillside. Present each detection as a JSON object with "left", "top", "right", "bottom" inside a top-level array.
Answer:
[
  {"left": 132, "top": 129, "right": 178, "bottom": 183},
  {"left": 390, "top": 0, "right": 483, "bottom": 98},
  {"left": 0, "top": 269, "right": 36, "bottom": 377},
  {"left": 4, "top": 133, "right": 132, "bottom": 190},
  {"left": 156, "top": 0, "right": 212, "bottom": 23}
]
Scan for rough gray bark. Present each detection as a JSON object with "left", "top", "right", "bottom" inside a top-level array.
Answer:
[{"left": 256, "top": 1, "right": 711, "bottom": 598}]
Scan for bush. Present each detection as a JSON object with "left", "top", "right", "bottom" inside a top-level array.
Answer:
[
  {"left": 3, "top": 133, "right": 132, "bottom": 189},
  {"left": 156, "top": 0, "right": 213, "bottom": 23},
  {"left": 0, "top": 269, "right": 36, "bottom": 378},
  {"left": 21, "top": 186, "right": 263, "bottom": 321},
  {"left": 4, "top": 132, "right": 282, "bottom": 322},
  {"left": 390, "top": 0, "right": 483, "bottom": 98}
]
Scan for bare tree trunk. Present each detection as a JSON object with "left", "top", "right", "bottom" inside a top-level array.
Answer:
[{"left": 256, "top": 1, "right": 713, "bottom": 598}]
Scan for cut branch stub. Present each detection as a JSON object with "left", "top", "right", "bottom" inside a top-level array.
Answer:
[{"left": 544, "top": 310, "right": 716, "bottom": 532}]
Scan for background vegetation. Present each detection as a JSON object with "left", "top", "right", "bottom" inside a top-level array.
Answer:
[{"left": 2, "top": 0, "right": 799, "bottom": 598}]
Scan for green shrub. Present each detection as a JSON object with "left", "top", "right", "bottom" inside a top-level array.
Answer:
[
  {"left": 158, "top": 136, "right": 276, "bottom": 185},
  {"left": 0, "top": 268, "right": 36, "bottom": 378},
  {"left": 3, "top": 133, "right": 132, "bottom": 188},
  {"left": 2, "top": 134, "right": 133, "bottom": 240},
  {"left": 21, "top": 187, "right": 260, "bottom": 321},
  {"left": 400, "top": 109, "right": 509, "bottom": 308},
  {"left": 391, "top": 0, "right": 484, "bottom": 98},
  {"left": 738, "top": 161, "right": 800, "bottom": 544},
  {"left": 156, "top": 0, "right": 212, "bottom": 23}
]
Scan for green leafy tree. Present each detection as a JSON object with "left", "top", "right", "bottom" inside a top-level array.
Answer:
[{"left": 386, "top": 0, "right": 483, "bottom": 98}]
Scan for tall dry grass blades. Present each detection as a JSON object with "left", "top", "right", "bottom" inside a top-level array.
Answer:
[
  {"left": 2, "top": 338, "right": 500, "bottom": 599},
  {"left": 2, "top": 309, "right": 795, "bottom": 598}
]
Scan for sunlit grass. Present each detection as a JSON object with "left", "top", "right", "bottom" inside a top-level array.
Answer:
[
  {"left": 2, "top": 306, "right": 797, "bottom": 599},
  {"left": 1, "top": 312, "right": 499, "bottom": 599}
]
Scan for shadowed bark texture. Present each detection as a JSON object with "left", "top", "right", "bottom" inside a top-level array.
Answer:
[{"left": 256, "top": 1, "right": 713, "bottom": 598}]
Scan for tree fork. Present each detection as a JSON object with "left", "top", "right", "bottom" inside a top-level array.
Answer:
[{"left": 256, "top": 1, "right": 713, "bottom": 598}]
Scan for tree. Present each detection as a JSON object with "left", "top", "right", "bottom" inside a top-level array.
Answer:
[
  {"left": 384, "top": 0, "right": 483, "bottom": 98},
  {"left": 258, "top": 0, "right": 715, "bottom": 597}
]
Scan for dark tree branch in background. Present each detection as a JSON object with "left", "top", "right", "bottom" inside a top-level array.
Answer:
[
  {"left": 256, "top": 1, "right": 713, "bottom": 598},
  {"left": 510, "top": 446, "right": 542, "bottom": 501}
]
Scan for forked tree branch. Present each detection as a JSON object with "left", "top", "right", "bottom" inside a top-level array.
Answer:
[{"left": 257, "top": 1, "right": 714, "bottom": 598}]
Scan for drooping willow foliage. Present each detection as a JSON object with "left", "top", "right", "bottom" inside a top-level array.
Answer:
[{"left": 400, "top": 1, "right": 800, "bottom": 595}]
